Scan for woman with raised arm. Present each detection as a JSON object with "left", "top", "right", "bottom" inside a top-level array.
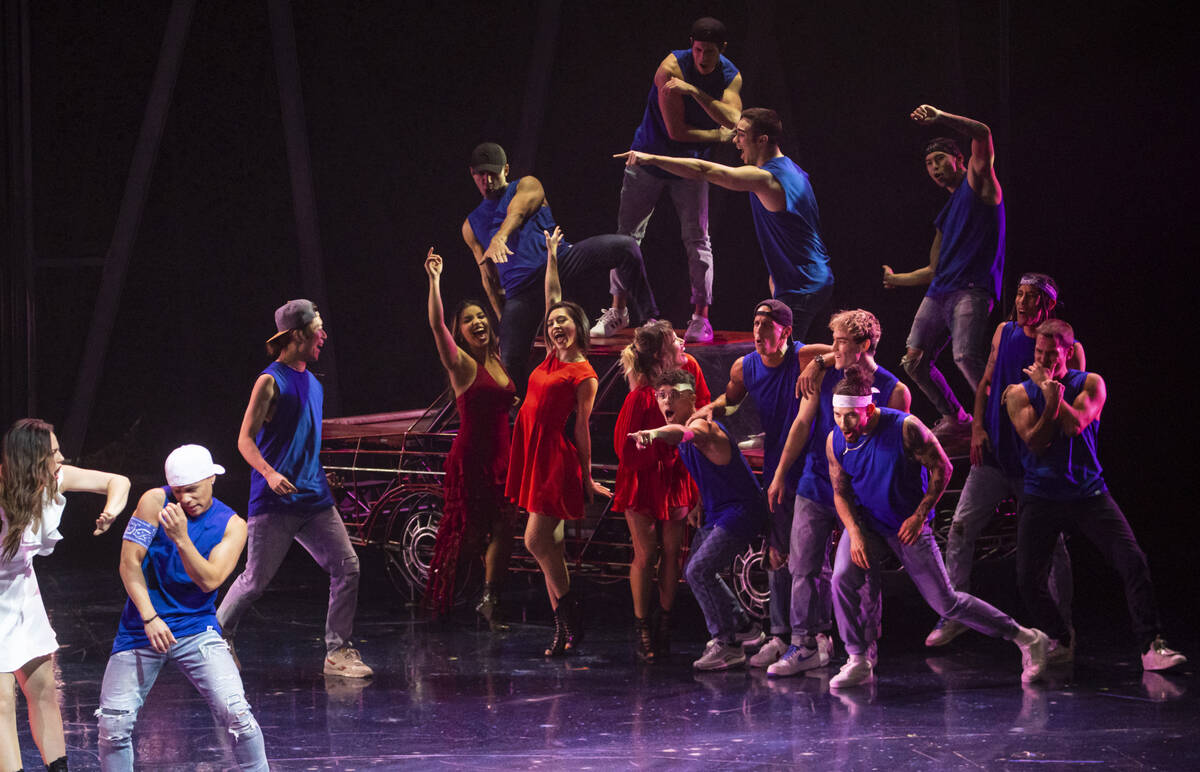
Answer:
[
  {"left": 422, "top": 248, "right": 518, "bottom": 627},
  {"left": 506, "top": 227, "right": 610, "bottom": 656},
  {"left": 613, "top": 321, "right": 710, "bottom": 662},
  {"left": 1, "top": 418, "right": 130, "bottom": 772}
]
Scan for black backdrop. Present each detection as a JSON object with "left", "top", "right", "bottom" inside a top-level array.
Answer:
[{"left": 10, "top": 1, "right": 1197, "bottom": 631}]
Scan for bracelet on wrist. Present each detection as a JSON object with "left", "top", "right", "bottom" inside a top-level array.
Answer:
[{"left": 143, "top": 614, "right": 159, "bottom": 625}]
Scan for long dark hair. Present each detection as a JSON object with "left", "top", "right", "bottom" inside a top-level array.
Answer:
[
  {"left": 451, "top": 298, "right": 500, "bottom": 362},
  {"left": 1, "top": 419, "right": 58, "bottom": 561}
]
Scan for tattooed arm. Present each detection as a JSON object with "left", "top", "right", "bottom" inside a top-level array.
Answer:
[{"left": 899, "top": 415, "right": 952, "bottom": 545}]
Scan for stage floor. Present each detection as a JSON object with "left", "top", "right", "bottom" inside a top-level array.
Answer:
[{"left": 19, "top": 552, "right": 1199, "bottom": 770}]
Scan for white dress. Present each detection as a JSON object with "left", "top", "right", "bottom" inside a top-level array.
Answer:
[{"left": 0, "top": 472, "right": 66, "bottom": 672}]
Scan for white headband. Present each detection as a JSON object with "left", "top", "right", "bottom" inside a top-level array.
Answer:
[
  {"left": 662, "top": 383, "right": 694, "bottom": 393},
  {"left": 832, "top": 394, "right": 873, "bottom": 408}
]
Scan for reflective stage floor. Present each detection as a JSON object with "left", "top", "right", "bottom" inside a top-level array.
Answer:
[{"left": 16, "top": 552, "right": 1199, "bottom": 770}]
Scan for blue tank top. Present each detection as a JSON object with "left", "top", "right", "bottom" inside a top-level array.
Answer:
[
  {"left": 248, "top": 361, "right": 336, "bottom": 516},
  {"left": 927, "top": 176, "right": 1005, "bottom": 300},
  {"left": 466, "top": 178, "right": 564, "bottom": 295},
  {"left": 112, "top": 489, "right": 235, "bottom": 653},
  {"left": 741, "top": 342, "right": 804, "bottom": 492},
  {"left": 985, "top": 322, "right": 1034, "bottom": 477},
  {"left": 748, "top": 156, "right": 833, "bottom": 300},
  {"left": 631, "top": 49, "right": 739, "bottom": 179},
  {"left": 1019, "top": 370, "right": 1107, "bottom": 500},
  {"left": 796, "top": 365, "right": 900, "bottom": 507},
  {"left": 677, "top": 421, "right": 767, "bottom": 542},
  {"left": 830, "top": 409, "right": 928, "bottom": 535}
]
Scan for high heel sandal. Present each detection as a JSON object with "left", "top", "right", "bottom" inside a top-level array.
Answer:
[
  {"left": 475, "top": 582, "right": 509, "bottom": 632},
  {"left": 634, "top": 617, "right": 656, "bottom": 663}
]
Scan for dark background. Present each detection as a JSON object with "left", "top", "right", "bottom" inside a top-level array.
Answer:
[{"left": 3, "top": 2, "right": 1196, "bottom": 634}]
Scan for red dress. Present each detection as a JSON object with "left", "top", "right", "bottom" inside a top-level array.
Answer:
[
  {"left": 424, "top": 360, "right": 517, "bottom": 615},
  {"left": 612, "top": 354, "right": 711, "bottom": 520},
  {"left": 506, "top": 353, "right": 598, "bottom": 519}
]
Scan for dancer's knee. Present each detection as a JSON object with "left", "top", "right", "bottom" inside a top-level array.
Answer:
[
  {"left": 330, "top": 552, "right": 361, "bottom": 579},
  {"left": 96, "top": 705, "right": 137, "bottom": 747},
  {"left": 901, "top": 347, "right": 925, "bottom": 379},
  {"left": 219, "top": 693, "right": 261, "bottom": 742}
]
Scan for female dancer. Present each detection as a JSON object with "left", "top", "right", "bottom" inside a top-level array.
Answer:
[
  {"left": 1, "top": 418, "right": 130, "bottom": 771},
  {"left": 422, "top": 248, "right": 518, "bottom": 626},
  {"left": 506, "top": 227, "right": 609, "bottom": 655},
  {"left": 613, "top": 321, "right": 710, "bottom": 661}
]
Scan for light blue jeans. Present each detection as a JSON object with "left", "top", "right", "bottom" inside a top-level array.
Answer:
[
  {"left": 787, "top": 496, "right": 837, "bottom": 638},
  {"left": 217, "top": 505, "right": 360, "bottom": 654},
  {"left": 685, "top": 524, "right": 754, "bottom": 642},
  {"left": 903, "top": 288, "right": 993, "bottom": 420},
  {"left": 96, "top": 629, "right": 268, "bottom": 771},
  {"left": 833, "top": 526, "right": 1019, "bottom": 657},
  {"left": 946, "top": 463, "right": 1073, "bottom": 624},
  {"left": 616, "top": 163, "right": 713, "bottom": 305}
]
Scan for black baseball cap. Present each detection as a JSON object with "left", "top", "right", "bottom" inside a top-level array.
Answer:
[
  {"left": 470, "top": 142, "right": 507, "bottom": 174},
  {"left": 691, "top": 17, "right": 727, "bottom": 44}
]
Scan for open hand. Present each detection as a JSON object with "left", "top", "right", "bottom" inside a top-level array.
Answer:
[
  {"left": 94, "top": 510, "right": 118, "bottom": 536},
  {"left": 484, "top": 235, "right": 512, "bottom": 264},
  {"left": 898, "top": 513, "right": 927, "bottom": 545},
  {"left": 544, "top": 226, "right": 564, "bottom": 258},
  {"left": 266, "top": 470, "right": 297, "bottom": 496}
]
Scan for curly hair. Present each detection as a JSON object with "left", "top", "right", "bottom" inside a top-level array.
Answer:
[
  {"left": 1, "top": 419, "right": 59, "bottom": 562},
  {"left": 829, "top": 308, "right": 881, "bottom": 353},
  {"left": 620, "top": 319, "right": 678, "bottom": 390}
]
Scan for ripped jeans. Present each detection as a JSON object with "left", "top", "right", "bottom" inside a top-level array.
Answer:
[{"left": 96, "top": 628, "right": 268, "bottom": 771}]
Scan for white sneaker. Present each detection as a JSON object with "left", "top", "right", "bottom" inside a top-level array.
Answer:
[
  {"left": 1017, "top": 629, "right": 1049, "bottom": 683},
  {"left": 1142, "top": 637, "right": 1187, "bottom": 671},
  {"left": 737, "top": 433, "right": 765, "bottom": 451},
  {"left": 830, "top": 654, "right": 875, "bottom": 689},
  {"left": 589, "top": 307, "right": 630, "bottom": 337},
  {"left": 693, "top": 638, "right": 747, "bottom": 671},
  {"left": 749, "top": 636, "right": 788, "bottom": 668},
  {"left": 684, "top": 315, "right": 713, "bottom": 344},
  {"left": 767, "top": 639, "right": 830, "bottom": 677},
  {"left": 734, "top": 621, "right": 765, "bottom": 649},
  {"left": 925, "top": 618, "right": 968, "bottom": 647},
  {"left": 324, "top": 645, "right": 374, "bottom": 678}
]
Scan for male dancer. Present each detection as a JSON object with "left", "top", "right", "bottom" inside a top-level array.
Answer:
[
  {"left": 631, "top": 370, "right": 767, "bottom": 671},
  {"left": 883, "top": 105, "right": 1004, "bottom": 439},
  {"left": 694, "top": 300, "right": 829, "bottom": 668},
  {"left": 1006, "top": 320, "right": 1186, "bottom": 671},
  {"left": 463, "top": 142, "right": 658, "bottom": 393},
  {"left": 767, "top": 309, "right": 909, "bottom": 677},
  {"left": 616, "top": 16, "right": 742, "bottom": 343},
  {"left": 926, "top": 274, "right": 1080, "bottom": 649},
  {"left": 825, "top": 367, "right": 1047, "bottom": 689},
  {"left": 97, "top": 445, "right": 268, "bottom": 770},
  {"left": 218, "top": 300, "right": 372, "bottom": 678},
  {"left": 616, "top": 107, "right": 833, "bottom": 340}
]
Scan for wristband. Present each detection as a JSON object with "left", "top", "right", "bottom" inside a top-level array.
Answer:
[
  {"left": 681, "top": 429, "right": 695, "bottom": 442},
  {"left": 143, "top": 614, "right": 159, "bottom": 625}
]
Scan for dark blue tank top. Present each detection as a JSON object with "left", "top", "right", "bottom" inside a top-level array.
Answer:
[
  {"left": 796, "top": 366, "right": 900, "bottom": 507},
  {"left": 677, "top": 421, "right": 767, "bottom": 542},
  {"left": 985, "top": 322, "right": 1034, "bottom": 477},
  {"left": 248, "top": 361, "right": 336, "bottom": 516},
  {"left": 830, "top": 409, "right": 929, "bottom": 535},
  {"left": 748, "top": 156, "right": 833, "bottom": 301},
  {"left": 112, "top": 489, "right": 235, "bottom": 653},
  {"left": 1019, "top": 370, "right": 1107, "bottom": 500},
  {"left": 631, "top": 49, "right": 739, "bottom": 178},
  {"left": 741, "top": 342, "right": 804, "bottom": 492},
  {"left": 927, "top": 176, "right": 1005, "bottom": 300},
  {"left": 466, "top": 178, "right": 564, "bottom": 295}
]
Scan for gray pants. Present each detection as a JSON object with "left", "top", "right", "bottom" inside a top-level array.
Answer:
[
  {"left": 787, "top": 496, "right": 837, "bottom": 638},
  {"left": 834, "top": 526, "right": 1019, "bottom": 657},
  {"left": 946, "top": 463, "right": 1073, "bottom": 625},
  {"left": 217, "top": 506, "right": 360, "bottom": 654}
]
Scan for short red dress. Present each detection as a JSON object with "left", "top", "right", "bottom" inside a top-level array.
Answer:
[
  {"left": 424, "top": 360, "right": 517, "bottom": 615},
  {"left": 612, "top": 354, "right": 711, "bottom": 520},
  {"left": 506, "top": 352, "right": 598, "bottom": 519}
]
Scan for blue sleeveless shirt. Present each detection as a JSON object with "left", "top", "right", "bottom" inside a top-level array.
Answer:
[
  {"left": 677, "top": 421, "right": 767, "bottom": 542},
  {"left": 796, "top": 365, "right": 901, "bottom": 507},
  {"left": 985, "top": 322, "right": 1034, "bottom": 477},
  {"left": 466, "top": 178, "right": 564, "bottom": 295},
  {"left": 248, "top": 361, "right": 336, "bottom": 516},
  {"left": 1019, "top": 370, "right": 1106, "bottom": 500},
  {"left": 927, "top": 176, "right": 1005, "bottom": 300},
  {"left": 830, "top": 409, "right": 929, "bottom": 535},
  {"left": 631, "top": 49, "right": 739, "bottom": 178},
  {"left": 112, "top": 488, "right": 235, "bottom": 653},
  {"left": 748, "top": 156, "right": 833, "bottom": 301},
  {"left": 741, "top": 341, "right": 805, "bottom": 492}
]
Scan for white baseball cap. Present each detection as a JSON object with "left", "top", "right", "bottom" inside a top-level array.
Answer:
[{"left": 164, "top": 444, "right": 226, "bottom": 487}]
